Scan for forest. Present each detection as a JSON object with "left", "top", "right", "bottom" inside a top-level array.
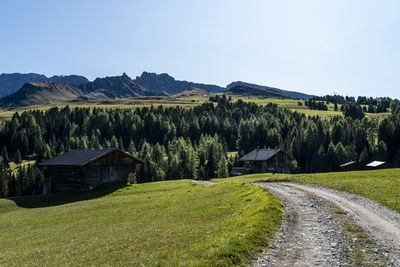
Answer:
[
  {"left": 312, "top": 94, "right": 394, "bottom": 113},
  {"left": 1, "top": 97, "right": 400, "bottom": 197}
]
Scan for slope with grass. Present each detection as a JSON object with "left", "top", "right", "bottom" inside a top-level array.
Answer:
[
  {"left": 0, "top": 180, "right": 282, "bottom": 266},
  {"left": 224, "top": 85, "right": 290, "bottom": 98},
  {"left": 0, "top": 94, "right": 389, "bottom": 122},
  {"left": 216, "top": 170, "right": 400, "bottom": 265},
  {"left": 215, "top": 168, "right": 400, "bottom": 213}
]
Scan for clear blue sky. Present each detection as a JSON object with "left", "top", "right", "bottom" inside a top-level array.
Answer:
[{"left": 1, "top": 0, "right": 400, "bottom": 98}]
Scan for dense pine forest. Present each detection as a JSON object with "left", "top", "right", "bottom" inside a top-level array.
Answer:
[
  {"left": 312, "top": 95, "right": 393, "bottom": 113},
  {"left": 1, "top": 98, "right": 400, "bottom": 197}
]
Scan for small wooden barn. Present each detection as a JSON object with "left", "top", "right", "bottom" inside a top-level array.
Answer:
[
  {"left": 239, "top": 148, "right": 291, "bottom": 173},
  {"left": 339, "top": 161, "right": 361, "bottom": 171},
  {"left": 365, "top": 161, "right": 391, "bottom": 170},
  {"left": 39, "top": 148, "right": 143, "bottom": 194}
]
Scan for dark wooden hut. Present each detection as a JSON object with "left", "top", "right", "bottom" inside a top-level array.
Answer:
[
  {"left": 239, "top": 148, "right": 291, "bottom": 173},
  {"left": 339, "top": 161, "right": 361, "bottom": 171},
  {"left": 365, "top": 161, "right": 391, "bottom": 170},
  {"left": 39, "top": 148, "right": 143, "bottom": 194}
]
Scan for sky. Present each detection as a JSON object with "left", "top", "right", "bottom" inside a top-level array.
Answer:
[{"left": 1, "top": 0, "right": 400, "bottom": 98}]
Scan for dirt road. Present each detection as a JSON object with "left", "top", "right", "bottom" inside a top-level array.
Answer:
[
  {"left": 254, "top": 182, "right": 400, "bottom": 266},
  {"left": 192, "top": 180, "right": 217, "bottom": 185}
]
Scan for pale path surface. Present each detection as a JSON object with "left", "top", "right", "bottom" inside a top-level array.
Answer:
[
  {"left": 255, "top": 182, "right": 400, "bottom": 266},
  {"left": 282, "top": 182, "right": 400, "bottom": 265},
  {"left": 254, "top": 183, "right": 347, "bottom": 266},
  {"left": 191, "top": 180, "right": 217, "bottom": 185}
]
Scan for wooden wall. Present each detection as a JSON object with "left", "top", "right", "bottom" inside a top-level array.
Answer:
[
  {"left": 43, "top": 150, "right": 139, "bottom": 193},
  {"left": 44, "top": 166, "right": 85, "bottom": 192},
  {"left": 244, "top": 152, "right": 290, "bottom": 173}
]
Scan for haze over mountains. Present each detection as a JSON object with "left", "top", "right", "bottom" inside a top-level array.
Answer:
[{"left": 0, "top": 72, "right": 313, "bottom": 107}]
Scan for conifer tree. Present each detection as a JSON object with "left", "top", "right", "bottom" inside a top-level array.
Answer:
[
  {"left": 14, "top": 150, "right": 22, "bottom": 164},
  {"left": 217, "top": 155, "right": 229, "bottom": 178}
]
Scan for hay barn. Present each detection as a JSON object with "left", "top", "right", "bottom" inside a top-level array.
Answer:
[
  {"left": 365, "top": 161, "right": 391, "bottom": 170},
  {"left": 39, "top": 148, "right": 143, "bottom": 194},
  {"left": 239, "top": 148, "right": 291, "bottom": 173},
  {"left": 339, "top": 161, "right": 361, "bottom": 171}
]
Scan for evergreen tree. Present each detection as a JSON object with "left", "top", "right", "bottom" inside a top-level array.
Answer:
[
  {"left": 128, "top": 140, "right": 137, "bottom": 156},
  {"left": 217, "top": 155, "right": 229, "bottom": 178},
  {"left": 110, "top": 135, "right": 119, "bottom": 149},
  {"left": 359, "top": 147, "right": 369, "bottom": 164},
  {"left": 14, "top": 150, "right": 22, "bottom": 164},
  {"left": 119, "top": 137, "right": 125, "bottom": 151},
  {"left": 168, "top": 154, "right": 182, "bottom": 180},
  {"left": 1, "top": 146, "right": 9, "bottom": 163},
  {"left": 326, "top": 142, "right": 336, "bottom": 171}
]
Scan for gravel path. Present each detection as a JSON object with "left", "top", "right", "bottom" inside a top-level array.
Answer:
[
  {"left": 191, "top": 180, "right": 217, "bottom": 185},
  {"left": 254, "top": 183, "right": 347, "bottom": 266},
  {"left": 254, "top": 182, "right": 400, "bottom": 266},
  {"left": 283, "top": 182, "right": 400, "bottom": 265}
]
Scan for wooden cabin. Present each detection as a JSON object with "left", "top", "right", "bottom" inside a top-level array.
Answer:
[
  {"left": 39, "top": 148, "right": 143, "bottom": 194},
  {"left": 339, "top": 161, "right": 361, "bottom": 171},
  {"left": 365, "top": 161, "right": 391, "bottom": 170},
  {"left": 239, "top": 148, "right": 291, "bottom": 173}
]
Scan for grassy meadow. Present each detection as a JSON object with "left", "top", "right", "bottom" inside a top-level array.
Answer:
[
  {"left": 0, "top": 180, "right": 282, "bottom": 266},
  {"left": 215, "top": 168, "right": 400, "bottom": 213},
  {"left": 0, "top": 94, "right": 390, "bottom": 122}
]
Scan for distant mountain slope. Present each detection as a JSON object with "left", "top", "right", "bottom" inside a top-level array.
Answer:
[
  {"left": 134, "top": 72, "right": 224, "bottom": 95},
  {"left": 225, "top": 85, "right": 290, "bottom": 98},
  {"left": 79, "top": 73, "right": 155, "bottom": 99},
  {"left": 0, "top": 73, "right": 89, "bottom": 97},
  {"left": 173, "top": 87, "right": 211, "bottom": 97},
  {"left": 0, "top": 82, "right": 85, "bottom": 107},
  {"left": 0, "top": 71, "right": 314, "bottom": 107},
  {"left": 227, "top": 81, "right": 313, "bottom": 100},
  {"left": 0, "top": 73, "right": 156, "bottom": 107}
]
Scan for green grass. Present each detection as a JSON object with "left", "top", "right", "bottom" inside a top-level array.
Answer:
[
  {"left": 0, "top": 96, "right": 211, "bottom": 121},
  {"left": 215, "top": 168, "right": 400, "bottom": 213},
  {"left": 0, "top": 179, "right": 282, "bottom": 266},
  {"left": 0, "top": 95, "right": 390, "bottom": 121}
]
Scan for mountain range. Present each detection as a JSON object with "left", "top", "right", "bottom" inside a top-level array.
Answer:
[
  {"left": 224, "top": 85, "right": 289, "bottom": 98},
  {"left": 0, "top": 73, "right": 89, "bottom": 97},
  {"left": 226, "top": 81, "right": 313, "bottom": 99},
  {"left": 0, "top": 72, "right": 313, "bottom": 107}
]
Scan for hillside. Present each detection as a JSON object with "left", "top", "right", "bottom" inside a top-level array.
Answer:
[
  {"left": 79, "top": 73, "right": 155, "bottom": 99},
  {"left": 172, "top": 87, "right": 210, "bottom": 97},
  {"left": 0, "top": 73, "right": 89, "bottom": 97},
  {"left": 0, "top": 180, "right": 281, "bottom": 266},
  {"left": 0, "top": 82, "right": 86, "bottom": 107},
  {"left": 0, "top": 74, "right": 155, "bottom": 107},
  {"left": 227, "top": 81, "right": 313, "bottom": 99},
  {"left": 224, "top": 85, "right": 290, "bottom": 98},
  {"left": 0, "top": 71, "right": 317, "bottom": 107},
  {"left": 134, "top": 71, "right": 224, "bottom": 95}
]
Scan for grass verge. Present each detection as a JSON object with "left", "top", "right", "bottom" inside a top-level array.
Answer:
[
  {"left": 215, "top": 168, "right": 400, "bottom": 213},
  {"left": 0, "top": 179, "right": 282, "bottom": 266}
]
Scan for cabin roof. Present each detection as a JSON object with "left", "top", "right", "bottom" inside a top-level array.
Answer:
[
  {"left": 39, "top": 148, "right": 143, "bottom": 166},
  {"left": 366, "top": 160, "right": 387, "bottom": 167},
  {"left": 239, "top": 149, "right": 282, "bottom": 161},
  {"left": 340, "top": 161, "right": 358, "bottom": 167}
]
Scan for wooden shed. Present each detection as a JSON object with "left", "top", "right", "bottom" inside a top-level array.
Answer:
[
  {"left": 339, "top": 161, "right": 361, "bottom": 171},
  {"left": 239, "top": 148, "right": 291, "bottom": 173},
  {"left": 365, "top": 161, "right": 391, "bottom": 170},
  {"left": 39, "top": 148, "right": 143, "bottom": 194}
]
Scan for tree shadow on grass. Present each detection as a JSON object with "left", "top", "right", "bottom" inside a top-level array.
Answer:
[{"left": 8, "top": 182, "right": 127, "bottom": 209}]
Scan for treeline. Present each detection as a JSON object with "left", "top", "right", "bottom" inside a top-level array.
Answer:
[
  {"left": 1, "top": 98, "right": 400, "bottom": 197},
  {"left": 304, "top": 100, "right": 328, "bottom": 110},
  {"left": 0, "top": 160, "right": 43, "bottom": 197},
  {"left": 312, "top": 95, "right": 397, "bottom": 113}
]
